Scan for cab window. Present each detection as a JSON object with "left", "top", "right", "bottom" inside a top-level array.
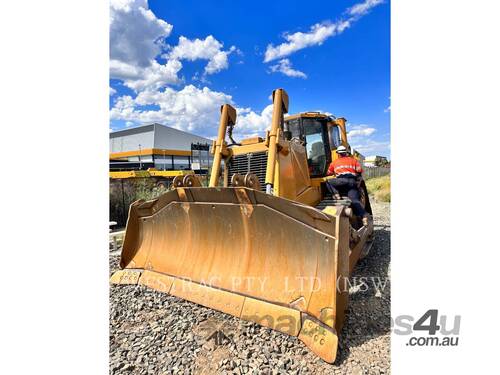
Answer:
[
  {"left": 303, "top": 119, "right": 328, "bottom": 176},
  {"left": 284, "top": 118, "right": 302, "bottom": 140},
  {"left": 328, "top": 124, "right": 342, "bottom": 149}
]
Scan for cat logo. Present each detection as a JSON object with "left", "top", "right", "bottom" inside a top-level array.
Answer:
[{"left": 207, "top": 330, "right": 231, "bottom": 346}]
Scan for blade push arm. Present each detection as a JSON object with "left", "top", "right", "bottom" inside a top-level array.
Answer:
[
  {"left": 209, "top": 104, "right": 237, "bottom": 187},
  {"left": 264, "top": 88, "right": 289, "bottom": 194}
]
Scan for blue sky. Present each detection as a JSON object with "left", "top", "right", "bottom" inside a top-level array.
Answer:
[{"left": 110, "top": 0, "right": 390, "bottom": 157}]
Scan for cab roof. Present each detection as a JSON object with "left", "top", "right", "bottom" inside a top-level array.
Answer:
[{"left": 284, "top": 112, "right": 332, "bottom": 121}]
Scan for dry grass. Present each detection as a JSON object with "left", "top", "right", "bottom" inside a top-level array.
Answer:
[
  {"left": 366, "top": 174, "right": 391, "bottom": 202},
  {"left": 110, "top": 178, "right": 166, "bottom": 227}
]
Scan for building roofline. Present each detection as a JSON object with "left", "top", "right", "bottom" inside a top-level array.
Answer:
[
  {"left": 110, "top": 122, "right": 211, "bottom": 141},
  {"left": 109, "top": 123, "right": 156, "bottom": 137}
]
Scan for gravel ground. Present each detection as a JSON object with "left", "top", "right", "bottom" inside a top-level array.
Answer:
[{"left": 110, "top": 200, "right": 390, "bottom": 374}]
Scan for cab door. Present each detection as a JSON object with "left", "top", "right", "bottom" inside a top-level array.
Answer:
[{"left": 302, "top": 118, "right": 332, "bottom": 177}]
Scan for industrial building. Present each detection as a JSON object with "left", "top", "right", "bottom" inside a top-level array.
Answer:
[{"left": 109, "top": 123, "right": 212, "bottom": 172}]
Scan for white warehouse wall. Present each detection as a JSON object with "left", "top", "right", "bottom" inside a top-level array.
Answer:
[
  {"left": 109, "top": 125, "right": 155, "bottom": 153},
  {"left": 109, "top": 123, "right": 211, "bottom": 153},
  {"left": 153, "top": 124, "right": 211, "bottom": 151}
]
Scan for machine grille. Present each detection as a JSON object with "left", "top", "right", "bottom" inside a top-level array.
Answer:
[{"left": 227, "top": 151, "right": 268, "bottom": 191}]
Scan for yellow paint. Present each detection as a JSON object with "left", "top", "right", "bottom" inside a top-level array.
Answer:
[
  {"left": 322, "top": 206, "right": 337, "bottom": 216},
  {"left": 109, "top": 148, "right": 191, "bottom": 159},
  {"left": 110, "top": 269, "right": 142, "bottom": 285},
  {"left": 298, "top": 319, "right": 338, "bottom": 363},
  {"left": 109, "top": 170, "right": 193, "bottom": 179}
]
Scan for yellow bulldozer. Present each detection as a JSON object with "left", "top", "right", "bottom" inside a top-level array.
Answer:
[{"left": 111, "top": 88, "right": 374, "bottom": 363}]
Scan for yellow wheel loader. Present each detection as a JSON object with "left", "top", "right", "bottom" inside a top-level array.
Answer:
[{"left": 110, "top": 88, "right": 374, "bottom": 363}]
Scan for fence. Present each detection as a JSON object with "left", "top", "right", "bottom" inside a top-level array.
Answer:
[{"left": 363, "top": 166, "right": 391, "bottom": 179}]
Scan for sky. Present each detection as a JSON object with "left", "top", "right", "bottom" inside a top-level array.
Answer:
[{"left": 109, "top": 0, "right": 390, "bottom": 157}]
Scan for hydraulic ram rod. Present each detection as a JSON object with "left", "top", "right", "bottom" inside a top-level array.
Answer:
[
  {"left": 264, "top": 88, "right": 288, "bottom": 194},
  {"left": 209, "top": 104, "right": 236, "bottom": 187}
]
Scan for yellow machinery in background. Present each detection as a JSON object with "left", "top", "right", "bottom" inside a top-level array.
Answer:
[
  {"left": 109, "top": 169, "right": 196, "bottom": 189},
  {"left": 111, "top": 88, "right": 374, "bottom": 363}
]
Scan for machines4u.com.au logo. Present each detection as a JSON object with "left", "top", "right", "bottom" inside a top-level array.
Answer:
[{"left": 393, "top": 309, "right": 461, "bottom": 347}]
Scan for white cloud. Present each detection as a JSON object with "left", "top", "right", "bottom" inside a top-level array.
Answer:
[
  {"left": 269, "top": 59, "right": 307, "bottom": 78},
  {"left": 348, "top": 124, "right": 376, "bottom": 138},
  {"left": 110, "top": 85, "right": 276, "bottom": 139},
  {"left": 110, "top": 0, "right": 173, "bottom": 68},
  {"left": 110, "top": 0, "right": 182, "bottom": 91},
  {"left": 352, "top": 139, "right": 390, "bottom": 155},
  {"left": 263, "top": 0, "right": 383, "bottom": 63},
  {"left": 110, "top": 2, "right": 238, "bottom": 92},
  {"left": 111, "top": 85, "right": 233, "bottom": 135},
  {"left": 169, "top": 36, "right": 236, "bottom": 75},
  {"left": 384, "top": 105, "right": 391, "bottom": 113},
  {"left": 205, "top": 48, "right": 236, "bottom": 74},
  {"left": 235, "top": 104, "right": 274, "bottom": 138},
  {"left": 109, "top": 58, "right": 182, "bottom": 92},
  {"left": 264, "top": 22, "right": 347, "bottom": 62},
  {"left": 347, "top": 0, "right": 384, "bottom": 17},
  {"left": 109, "top": 86, "right": 117, "bottom": 96},
  {"left": 348, "top": 122, "right": 388, "bottom": 156},
  {"left": 109, "top": 1, "right": 263, "bottom": 137}
]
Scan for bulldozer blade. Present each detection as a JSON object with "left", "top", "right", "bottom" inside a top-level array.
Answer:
[{"left": 111, "top": 187, "right": 355, "bottom": 363}]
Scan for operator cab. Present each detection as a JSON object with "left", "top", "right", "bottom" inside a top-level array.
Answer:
[{"left": 284, "top": 113, "right": 344, "bottom": 177}]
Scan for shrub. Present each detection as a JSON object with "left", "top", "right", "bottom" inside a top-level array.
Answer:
[
  {"left": 109, "top": 178, "right": 165, "bottom": 226},
  {"left": 365, "top": 174, "right": 391, "bottom": 202}
]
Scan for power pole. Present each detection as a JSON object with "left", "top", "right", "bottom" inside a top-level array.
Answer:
[{"left": 138, "top": 143, "right": 142, "bottom": 170}]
